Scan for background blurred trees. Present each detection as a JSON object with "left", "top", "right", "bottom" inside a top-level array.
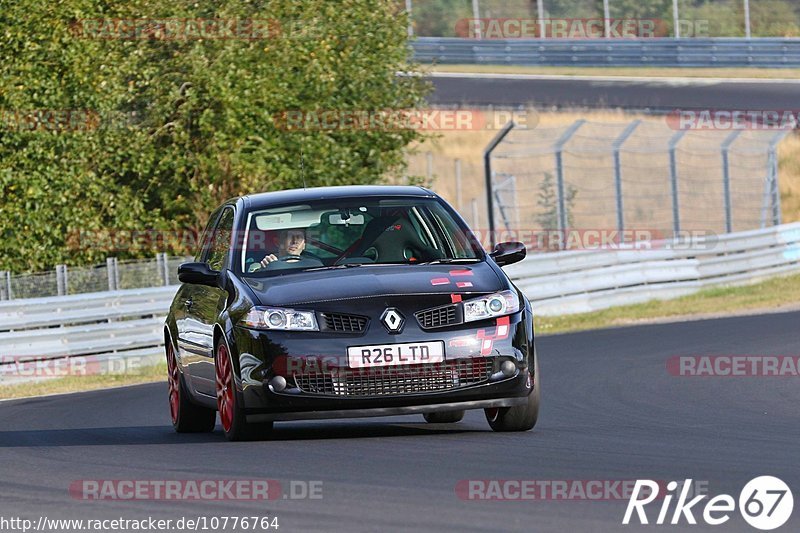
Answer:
[{"left": 0, "top": 0, "right": 428, "bottom": 272}]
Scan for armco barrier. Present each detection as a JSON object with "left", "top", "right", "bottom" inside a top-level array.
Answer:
[
  {"left": 0, "top": 286, "right": 177, "bottom": 386},
  {"left": 1, "top": 223, "right": 799, "bottom": 384},
  {"left": 504, "top": 222, "right": 800, "bottom": 315},
  {"left": 411, "top": 37, "right": 800, "bottom": 68}
]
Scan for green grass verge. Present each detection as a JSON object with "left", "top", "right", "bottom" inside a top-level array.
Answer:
[
  {"left": 536, "top": 272, "right": 800, "bottom": 335},
  {"left": 428, "top": 64, "right": 800, "bottom": 79},
  {"left": 0, "top": 362, "right": 167, "bottom": 400}
]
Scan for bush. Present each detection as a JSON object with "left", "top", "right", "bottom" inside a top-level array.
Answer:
[{"left": 0, "top": 0, "right": 428, "bottom": 272}]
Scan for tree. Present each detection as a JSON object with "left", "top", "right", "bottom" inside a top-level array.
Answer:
[{"left": 0, "top": 0, "right": 429, "bottom": 272}]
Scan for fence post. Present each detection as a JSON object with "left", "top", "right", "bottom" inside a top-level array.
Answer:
[
  {"left": 668, "top": 130, "right": 687, "bottom": 238},
  {"left": 553, "top": 120, "right": 586, "bottom": 249},
  {"left": 612, "top": 120, "right": 641, "bottom": 233},
  {"left": 471, "top": 198, "right": 479, "bottom": 230},
  {"left": 106, "top": 257, "right": 117, "bottom": 291},
  {"left": 4, "top": 271, "right": 12, "bottom": 300},
  {"left": 156, "top": 253, "right": 165, "bottom": 286},
  {"left": 537, "top": 0, "right": 545, "bottom": 38},
  {"left": 161, "top": 253, "right": 170, "bottom": 286},
  {"left": 483, "top": 121, "right": 516, "bottom": 249},
  {"left": 673, "top": 0, "right": 681, "bottom": 38},
  {"left": 0, "top": 271, "right": 6, "bottom": 300},
  {"left": 768, "top": 131, "right": 787, "bottom": 226},
  {"left": 471, "top": 0, "right": 481, "bottom": 39},
  {"left": 744, "top": 0, "right": 751, "bottom": 39},
  {"left": 113, "top": 257, "right": 120, "bottom": 290},
  {"left": 56, "top": 264, "right": 67, "bottom": 296},
  {"left": 771, "top": 151, "right": 781, "bottom": 226},
  {"left": 721, "top": 130, "right": 742, "bottom": 234}
]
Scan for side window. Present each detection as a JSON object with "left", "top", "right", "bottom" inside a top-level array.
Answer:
[
  {"left": 196, "top": 208, "right": 222, "bottom": 262},
  {"left": 205, "top": 207, "right": 235, "bottom": 271}
]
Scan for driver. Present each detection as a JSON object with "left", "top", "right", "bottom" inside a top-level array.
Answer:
[{"left": 259, "top": 228, "right": 309, "bottom": 267}]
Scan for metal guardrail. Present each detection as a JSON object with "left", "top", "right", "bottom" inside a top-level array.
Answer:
[
  {"left": 0, "top": 286, "right": 176, "bottom": 386},
  {"left": 1, "top": 223, "right": 799, "bottom": 384},
  {"left": 505, "top": 222, "right": 800, "bottom": 315},
  {"left": 412, "top": 37, "right": 800, "bottom": 68}
]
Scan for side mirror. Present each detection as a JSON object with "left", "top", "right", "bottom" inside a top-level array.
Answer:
[
  {"left": 177, "top": 262, "right": 219, "bottom": 287},
  {"left": 490, "top": 241, "right": 526, "bottom": 267}
]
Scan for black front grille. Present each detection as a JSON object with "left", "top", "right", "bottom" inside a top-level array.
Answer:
[
  {"left": 321, "top": 312, "right": 368, "bottom": 333},
  {"left": 293, "top": 359, "right": 493, "bottom": 396},
  {"left": 415, "top": 304, "right": 460, "bottom": 329}
]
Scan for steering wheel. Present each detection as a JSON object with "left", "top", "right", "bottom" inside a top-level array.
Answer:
[{"left": 278, "top": 254, "right": 303, "bottom": 262}]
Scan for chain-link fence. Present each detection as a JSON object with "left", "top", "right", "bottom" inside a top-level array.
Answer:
[
  {"left": 0, "top": 254, "right": 192, "bottom": 300},
  {"left": 406, "top": 0, "right": 800, "bottom": 38},
  {"left": 486, "top": 120, "right": 788, "bottom": 245},
  {"left": 404, "top": 119, "right": 791, "bottom": 249}
]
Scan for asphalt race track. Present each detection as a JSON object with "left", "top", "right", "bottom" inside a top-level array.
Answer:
[
  {"left": 428, "top": 73, "right": 800, "bottom": 112},
  {"left": 1, "top": 311, "right": 798, "bottom": 532}
]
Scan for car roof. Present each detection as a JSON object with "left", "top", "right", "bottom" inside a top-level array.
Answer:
[{"left": 240, "top": 185, "right": 437, "bottom": 210}]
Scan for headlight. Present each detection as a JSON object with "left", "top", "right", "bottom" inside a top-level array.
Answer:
[
  {"left": 462, "top": 290, "right": 520, "bottom": 323},
  {"left": 240, "top": 307, "right": 319, "bottom": 331}
]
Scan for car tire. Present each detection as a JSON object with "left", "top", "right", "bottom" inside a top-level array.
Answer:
[
  {"left": 423, "top": 410, "right": 465, "bottom": 424},
  {"left": 166, "top": 341, "right": 216, "bottom": 433},
  {"left": 215, "top": 340, "right": 273, "bottom": 441},
  {"left": 485, "top": 358, "right": 540, "bottom": 432}
]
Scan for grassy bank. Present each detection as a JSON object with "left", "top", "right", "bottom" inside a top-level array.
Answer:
[
  {"left": 0, "top": 363, "right": 167, "bottom": 400},
  {"left": 535, "top": 272, "right": 800, "bottom": 335}
]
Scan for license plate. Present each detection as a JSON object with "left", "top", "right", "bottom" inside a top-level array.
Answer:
[{"left": 347, "top": 341, "right": 445, "bottom": 368}]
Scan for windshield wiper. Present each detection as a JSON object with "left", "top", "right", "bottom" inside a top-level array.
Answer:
[
  {"left": 416, "top": 258, "right": 481, "bottom": 265},
  {"left": 305, "top": 263, "right": 365, "bottom": 271}
]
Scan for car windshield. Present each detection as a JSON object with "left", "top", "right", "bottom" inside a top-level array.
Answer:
[{"left": 240, "top": 197, "right": 482, "bottom": 275}]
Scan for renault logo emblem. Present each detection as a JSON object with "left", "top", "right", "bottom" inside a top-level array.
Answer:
[{"left": 381, "top": 308, "right": 404, "bottom": 333}]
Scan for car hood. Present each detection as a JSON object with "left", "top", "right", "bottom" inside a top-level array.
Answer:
[{"left": 243, "top": 262, "right": 506, "bottom": 307}]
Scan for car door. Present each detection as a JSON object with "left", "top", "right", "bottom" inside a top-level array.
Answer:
[
  {"left": 175, "top": 208, "right": 220, "bottom": 390},
  {"left": 179, "top": 206, "right": 234, "bottom": 397}
]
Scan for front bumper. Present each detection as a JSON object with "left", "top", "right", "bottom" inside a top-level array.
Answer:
[{"left": 231, "top": 310, "right": 535, "bottom": 419}]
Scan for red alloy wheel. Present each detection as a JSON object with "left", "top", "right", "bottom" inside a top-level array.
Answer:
[
  {"left": 216, "top": 344, "right": 235, "bottom": 433},
  {"left": 166, "top": 343, "right": 180, "bottom": 424}
]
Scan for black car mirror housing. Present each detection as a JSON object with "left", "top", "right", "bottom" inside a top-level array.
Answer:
[
  {"left": 490, "top": 241, "right": 526, "bottom": 267},
  {"left": 177, "top": 262, "right": 220, "bottom": 287}
]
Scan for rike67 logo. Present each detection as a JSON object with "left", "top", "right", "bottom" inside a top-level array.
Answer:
[{"left": 623, "top": 476, "right": 794, "bottom": 530}]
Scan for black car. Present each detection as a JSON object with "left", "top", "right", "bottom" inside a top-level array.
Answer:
[{"left": 164, "top": 185, "right": 540, "bottom": 440}]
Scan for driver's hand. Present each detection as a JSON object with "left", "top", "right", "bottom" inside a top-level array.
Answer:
[{"left": 260, "top": 254, "right": 278, "bottom": 267}]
